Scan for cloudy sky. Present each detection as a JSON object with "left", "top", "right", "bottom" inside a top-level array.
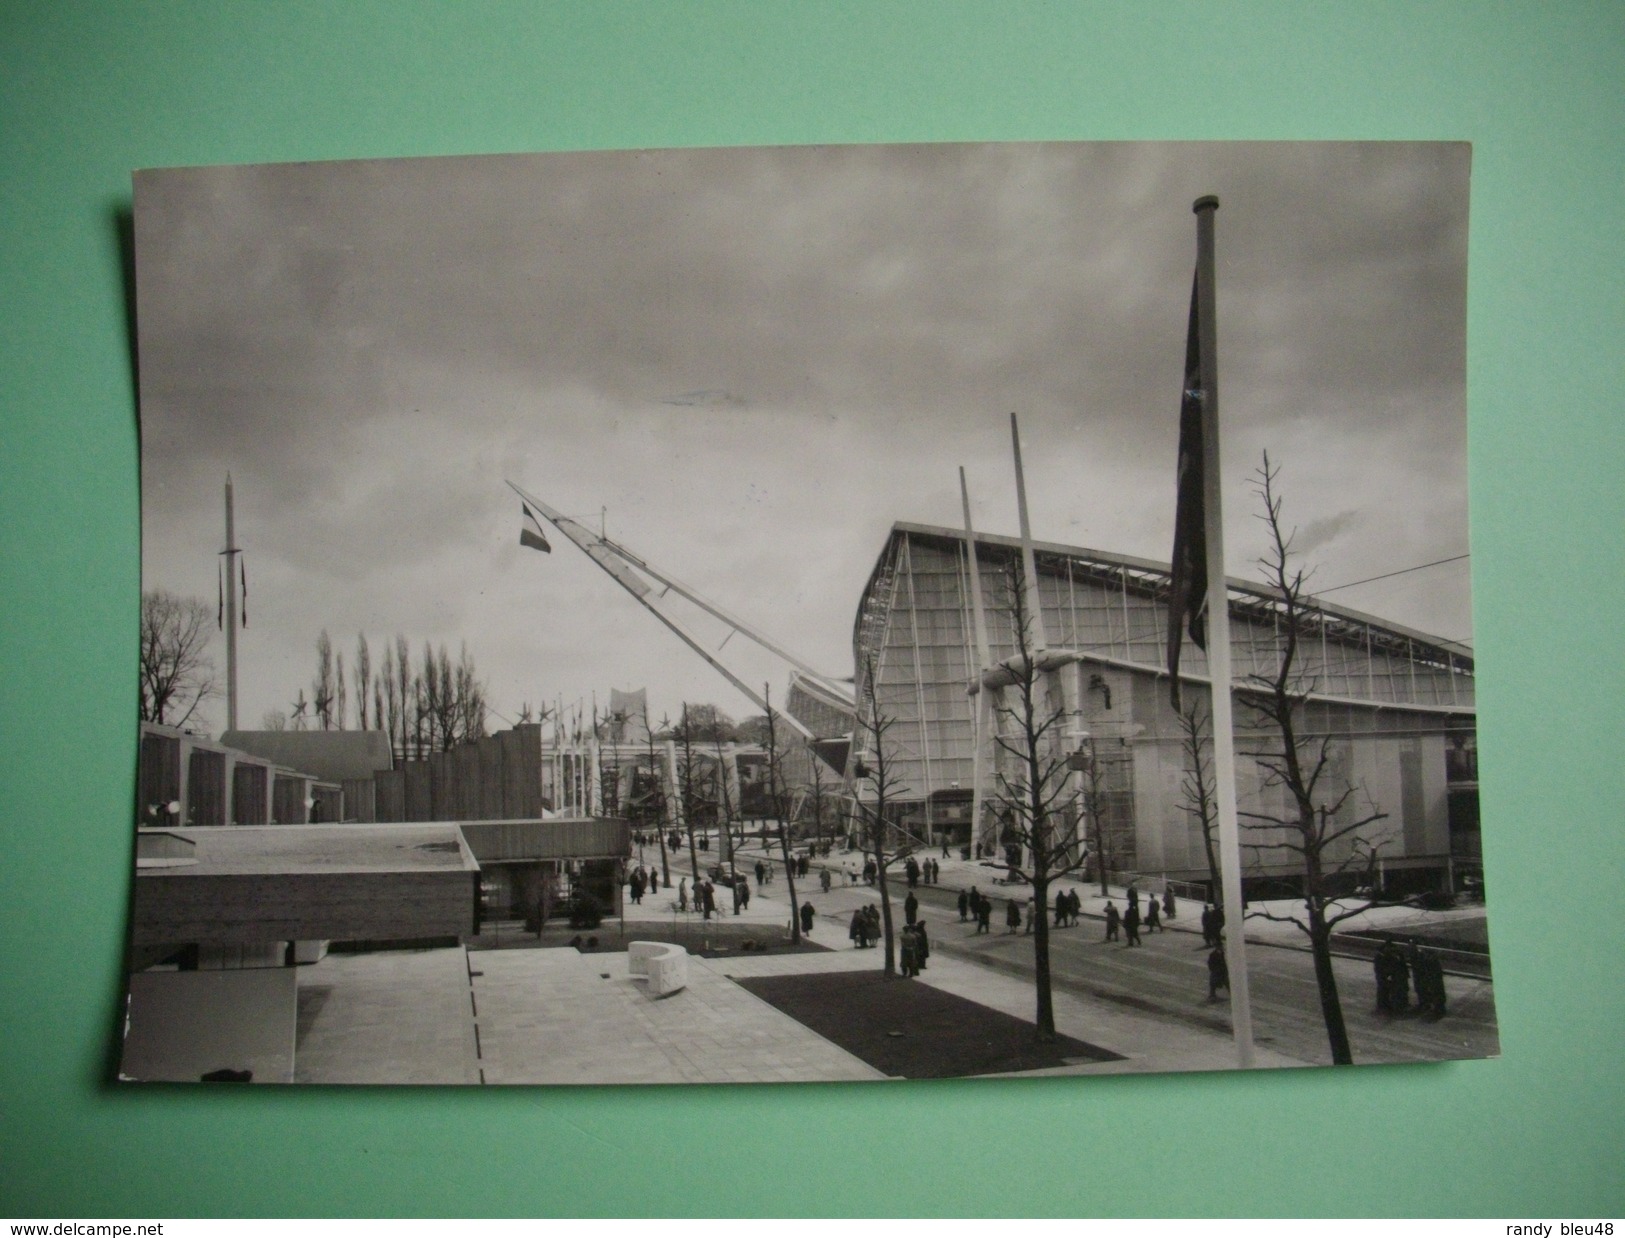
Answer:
[{"left": 135, "top": 141, "right": 1472, "bottom": 735}]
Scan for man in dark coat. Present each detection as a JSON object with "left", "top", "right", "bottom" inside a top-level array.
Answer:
[
  {"left": 1163, "top": 888, "right": 1176, "bottom": 920},
  {"left": 905, "top": 856, "right": 920, "bottom": 888},
  {"left": 755, "top": 859, "right": 766, "bottom": 886},
  {"left": 1207, "top": 945, "right": 1230, "bottom": 1001},
  {"left": 958, "top": 889, "right": 970, "bottom": 921},
  {"left": 904, "top": 891, "right": 919, "bottom": 926},
  {"left": 899, "top": 924, "right": 920, "bottom": 977},
  {"left": 1054, "top": 891, "right": 1068, "bottom": 927},
  {"left": 915, "top": 920, "right": 930, "bottom": 970},
  {"left": 1123, "top": 902, "right": 1141, "bottom": 946},
  {"left": 738, "top": 877, "right": 750, "bottom": 912},
  {"left": 849, "top": 908, "right": 867, "bottom": 949},
  {"left": 1068, "top": 889, "right": 1082, "bottom": 926},
  {"left": 799, "top": 901, "right": 815, "bottom": 935},
  {"left": 1200, "top": 905, "right": 1215, "bottom": 947},
  {"left": 975, "top": 893, "right": 992, "bottom": 934},
  {"left": 1374, "top": 940, "right": 1401, "bottom": 1013},
  {"left": 1144, "top": 897, "right": 1162, "bottom": 932},
  {"left": 1006, "top": 898, "right": 1022, "bottom": 933},
  {"left": 1104, "top": 901, "right": 1120, "bottom": 942}
]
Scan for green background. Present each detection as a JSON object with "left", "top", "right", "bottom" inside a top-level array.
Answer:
[{"left": 2, "top": 1, "right": 1620, "bottom": 1218}]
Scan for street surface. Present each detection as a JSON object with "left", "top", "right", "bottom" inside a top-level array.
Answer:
[{"left": 689, "top": 834, "right": 1499, "bottom": 1068}]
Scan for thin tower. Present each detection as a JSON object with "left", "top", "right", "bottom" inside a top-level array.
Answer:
[{"left": 222, "top": 474, "right": 240, "bottom": 731}]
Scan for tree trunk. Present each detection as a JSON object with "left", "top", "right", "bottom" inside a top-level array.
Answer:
[
  {"left": 776, "top": 820, "right": 801, "bottom": 944},
  {"left": 875, "top": 845, "right": 896, "bottom": 976},
  {"left": 1032, "top": 877, "right": 1056, "bottom": 1040},
  {"left": 1307, "top": 909, "right": 1354, "bottom": 1065}
]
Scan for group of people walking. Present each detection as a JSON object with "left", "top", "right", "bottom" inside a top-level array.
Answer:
[
  {"left": 958, "top": 887, "right": 996, "bottom": 933},
  {"left": 903, "top": 855, "right": 941, "bottom": 887},
  {"left": 1374, "top": 938, "right": 1448, "bottom": 1018}
]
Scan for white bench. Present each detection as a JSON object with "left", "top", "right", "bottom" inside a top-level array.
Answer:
[{"left": 627, "top": 940, "right": 689, "bottom": 997}]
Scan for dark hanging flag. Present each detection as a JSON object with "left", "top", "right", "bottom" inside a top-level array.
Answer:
[
  {"left": 1167, "top": 272, "right": 1208, "bottom": 709},
  {"left": 241, "top": 558, "right": 248, "bottom": 627},
  {"left": 218, "top": 562, "right": 224, "bottom": 630},
  {"left": 520, "top": 503, "right": 552, "bottom": 553}
]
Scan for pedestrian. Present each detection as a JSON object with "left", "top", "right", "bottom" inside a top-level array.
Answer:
[
  {"left": 1207, "top": 945, "right": 1230, "bottom": 1001},
  {"left": 1123, "top": 902, "right": 1141, "bottom": 946},
  {"left": 1163, "top": 888, "right": 1176, "bottom": 921},
  {"left": 1145, "top": 898, "right": 1162, "bottom": 932},
  {"left": 849, "top": 908, "right": 867, "bottom": 949},
  {"left": 799, "top": 901, "right": 815, "bottom": 935},
  {"left": 650, "top": 868, "right": 661, "bottom": 891},
  {"left": 701, "top": 880, "right": 715, "bottom": 921},
  {"left": 820, "top": 868, "right": 832, "bottom": 893},
  {"left": 1104, "top": 901, "right": 1120, "bottom": 942},
  {"left": 900, "top": 923, "right": 920, "bottom": 976},
  {"left": 958, "top": 889, "right": 970, "bottom": 922},
  {"left": 915, "top": 920, "right": 930, "bottom": 970},
  {"left": 1200, "top": 905, "right": 1215, "bottom": 947},
  {"left": 1006, "top": 898, "right": 1022, "bottom": 933},
  {"left": 755, "top": 860, "right": 766, "bottom": 886},
  {"left": 905, "top": 891, "right": 919, "bottom": 926},
  {"left": 1374, "top": 940, "right": 1400, "bottom": 1013},
  {"left": 930, "top": 858, "right": 940, "bottom": 884},
  {"left": 1023, "top": 897, "right": 1035, "bottom": 934},
  {"left": 1127, "top": 884, "right": 1139, "bottom": 913},
  {"left": 863, "top": 903, "right": 881, "bottom": 946},
  {"left": 905, "top": 856, "right": 920, "bottom": 888},
  {"left": 738, "top": 876, "right": 750, "bottom": 912},
  {"left": 863, "top": 858, "right": 876, "bottom": 886},
  {"left": 732, "top": 879, "right": 743, "bottom": 915},
  {"left": 1416, "top": 947, "right": 1447, "bottom": 1018},
  {"left": 1067, "top": 889, "right": 1082, "bottom": 927},
  {"left": 1054, "top": 890, "right": 1068, "bottom": 927},
  {"left": 976, "top": 896, "right": 992, "bottom": 935},
  {"left": 678, "top": 877, "right": 688, "bottom": 912}
]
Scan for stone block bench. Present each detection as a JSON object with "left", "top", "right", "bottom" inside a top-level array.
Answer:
[{"left": 627, "top": 941, "right": 689, "bottom": 997}]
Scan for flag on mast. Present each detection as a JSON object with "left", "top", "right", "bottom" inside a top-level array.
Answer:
[
  {"left": 520, "top": 503, "right": 552, "bottom": 553},
  {"left": 240, "top": 558, "right": 248, "bottom": 627},
  {"left": 217, "top": 562, "right": 224, "bottom": 630},
  {"left": 1167, "top": 273, "right": 1208, "bottom": 709}
]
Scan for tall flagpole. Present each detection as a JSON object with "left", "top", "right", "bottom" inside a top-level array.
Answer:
[
  {"left": 1009, "top": 414, "right": 1049, "bottom": 650},
  {"left": 223, "top": 474, "right": 239, "bottom": 732},
  {"left": 1194, "top": 195, "right": 1256, "bottom": 1068},
  {"left": 959, "top": 467, "right": 994, "bottom": 857}
]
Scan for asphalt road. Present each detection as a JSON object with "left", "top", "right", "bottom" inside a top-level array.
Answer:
[{"left": 847, "top": 879, "right": 1500, "bottom": 1068}]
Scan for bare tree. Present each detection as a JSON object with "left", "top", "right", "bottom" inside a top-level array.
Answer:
[
  {"left": 393, "top": 635, "right": 412, "bottom": 757},
  {"left": 852, "top": 657, "right": 909, "bottom": 975},
  {"left": 986, "top": 572, "right": 1090, "bottom": 1041},
  {"left": 1177, "top": 701, "right": 1223, "bottom": 903},
  {"left": 712, "top": 733, "right": 741, "bottom": 868},
  {"left": 453, "top": 642, "right": 486, "bottom": 744},
  {"left": 139, "top": 590, "right": 215, "bottom": 727},
  {"left": 1237, "top": 453, "right": 1393, "bottom": 1066},
  {"left": 761, "top": 685, "right": 804, "bottom": 944},
  {"left": 803, "top": 746, "right": 834, "bottom": 854},
  {"left": 312, "top": 630, "right": 337, "bottom": 729},
  {"left": 334, "top": 650, "right": 347, "bottom": 730},
  {"left": 260, "top": 709, "right": 288, "bottom": 731},
  {"left": 354, "top": 634, "right": 372, "bottom": 730},
  {"left": 672, "top": 704, "right": 706, "bottom": 883},
  {"left": 639, "top": 708, "right": 673, "bottom": 889}
]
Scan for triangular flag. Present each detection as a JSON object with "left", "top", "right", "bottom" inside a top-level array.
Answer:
[{"left": 520, "top": 504, "right": 552, "bottom": 553}]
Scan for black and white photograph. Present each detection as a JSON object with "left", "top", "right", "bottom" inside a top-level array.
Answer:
[{"left": 124, "top": 141, "right": 1493, "bottom": 1085}]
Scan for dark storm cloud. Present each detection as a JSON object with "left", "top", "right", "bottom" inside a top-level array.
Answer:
[{"left": 135, "top": 142, "right": 1471, "bottom": 724}]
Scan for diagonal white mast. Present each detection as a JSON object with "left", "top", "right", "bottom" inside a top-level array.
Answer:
[{"left": 507, "top": 480, "right": 820, "bottom": 738}]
